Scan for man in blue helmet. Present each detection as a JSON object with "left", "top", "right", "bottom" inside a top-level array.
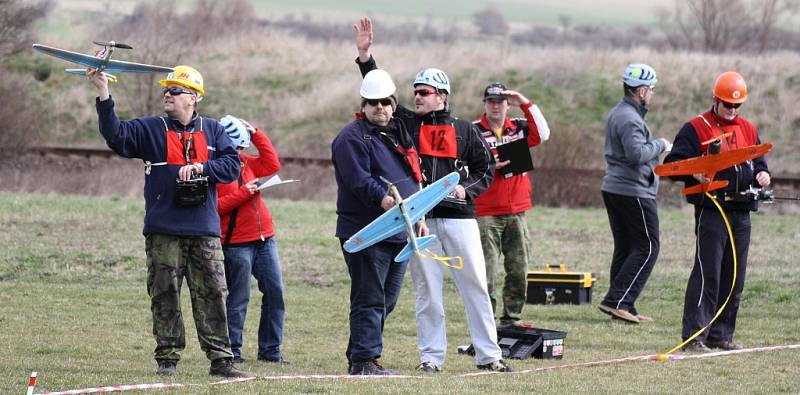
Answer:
[
  {"left": 354, "top": 17, "right": 511, "bottom": 373},
  {"left": 598, "top": 63, "right": 672, "bottom": 324}
]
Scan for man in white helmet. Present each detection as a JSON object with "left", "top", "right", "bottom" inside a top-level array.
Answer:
[
  {"left": 87, "top": 66, "right": 251, "bottom": 378},
  {"left": 598, "top": 63, "right": 672, "bottom": 325},
  {"left": 354, "top": 17, "right": 511, "bottom": 373},
  {"left": 332, "top": 68, "right": 428, "bottom": 375}
]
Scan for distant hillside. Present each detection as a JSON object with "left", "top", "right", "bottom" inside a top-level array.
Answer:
[{"left": 24, "top": 1, "right": 800, "bottom": 176}]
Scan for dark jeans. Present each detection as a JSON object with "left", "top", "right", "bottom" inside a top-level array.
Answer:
[
  {"left": 223, "top": 238, "right": 285, "bottom": 360},
  {"left": 340, "top": 239, "right": 407, "bottom": 363},
  {"left": 682, "top": 207, "right": 750, "bottom": 342},
  {"left": 601, "top": 191, "right": 660, "bottom": 315}
]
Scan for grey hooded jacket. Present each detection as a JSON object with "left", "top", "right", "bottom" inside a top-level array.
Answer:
[{"left": 601, "top": 96, "right": 668, "bottom": 199}]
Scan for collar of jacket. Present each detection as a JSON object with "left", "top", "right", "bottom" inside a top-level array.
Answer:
[
  {"left": 622, "top": 96, "right": 648, "bottom": 118},
  {"left": 419, "top": 103, "right": 453, "bottom": 124},
  {"left": 478, "top": 112, "right": 516, "bottom": 133},
  {"left": 166, "top": 111, "right": 200, "bottom": 131},
  {"left": 708, "top": 106, "right": 739, "bottom": 126}
]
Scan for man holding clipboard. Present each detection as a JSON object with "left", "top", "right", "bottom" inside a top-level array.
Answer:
[{"left": 474, "top": 83, "right": 551, "bottom": 326}]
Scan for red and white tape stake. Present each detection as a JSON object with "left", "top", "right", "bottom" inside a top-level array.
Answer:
[{"left": 27, "top": 372, "right": 37, "bottom": 395}]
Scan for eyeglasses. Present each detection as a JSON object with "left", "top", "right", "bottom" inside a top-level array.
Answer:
[
  {"left": 366, "top": 98, "right": 393, "bottom": 106},
  {"left": 414, "top": 89, "right": 437, "bottom": 97},
  {"left": 720, "top": 101, "right": 742, "bottom": 109},
  {"left": 163, "top": 87, "right": 194, "bottom": 96}
]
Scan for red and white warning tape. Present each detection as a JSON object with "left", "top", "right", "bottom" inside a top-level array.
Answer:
[
  {"left": 27, "top": 345, "right": 800, "bottom": 393},
  {"left": 29, "top": 373, "right": 423, "bottom": 394},
  {"left": 459, "top": 343, "right": 800, "bottom": 377}
]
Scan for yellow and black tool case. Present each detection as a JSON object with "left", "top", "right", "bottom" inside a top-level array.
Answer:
[{"left": 526, "top": 264, "right": 597, "bottom": 305}]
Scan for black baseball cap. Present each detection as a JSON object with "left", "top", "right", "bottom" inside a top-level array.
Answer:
[{"left": 483, "top": 82, "right": 507, "bottom": 101}]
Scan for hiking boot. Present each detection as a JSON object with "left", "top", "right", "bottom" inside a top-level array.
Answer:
[
  {"left": 232, "top": 356, "right": 247, "bottom": 364},
  {"left": 156, "top": 360, "right": 177, "bottom": 376},
  {"left": 209, "top": 358, "right": 254, "bottom": 378},
  {"left": 706, "top": 340, "right": 743, "bottom": 350},
  {"left": 681, "top": 340, "right": 711, "bottom": 353},
  {"left": 416, "top": 361, "right": 442, "bottom": 373},
  {"left": 349, "top": 359, "right": 395, "bottom": 376},
  {"left": 598, "top": 304, "right": 640, "bottom": 324},
  {"left": 477, "top": 359, "right": 514, "bottom": 372}
]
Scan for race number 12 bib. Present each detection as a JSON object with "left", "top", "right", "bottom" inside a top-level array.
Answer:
[{"left": 418, "top": 124, "right": 457, "bottom": 158}]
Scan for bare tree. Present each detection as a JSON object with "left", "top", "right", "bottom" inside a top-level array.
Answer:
[
  {"left": 661, "top": 0, "right": 799, "bottom": 53},
  {"left": 472, "top": 5, "right": 509, "bottom": 37},
  {"left": 0, "top": 0, "right": 52, "bottom": 152},
  {"left": 97, "top": 0, "right": 255, "bottom": 115}
]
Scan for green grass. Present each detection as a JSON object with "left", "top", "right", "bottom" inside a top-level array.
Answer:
[{"left": 2, "top": 192, "right": 799, "bottom": 393}]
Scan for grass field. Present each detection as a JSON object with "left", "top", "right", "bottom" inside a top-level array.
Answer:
[{"left": 2, "top": 192, "right": 799, "bottom": 394}]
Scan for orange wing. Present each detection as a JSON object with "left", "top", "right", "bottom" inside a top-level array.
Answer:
[{"left": 655, "top": 144, "right": 772, "bottom": 177}]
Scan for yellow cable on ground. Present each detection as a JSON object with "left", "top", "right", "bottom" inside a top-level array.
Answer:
[{"left": 657, "top": 192, "right": 738, "bottom": 360}]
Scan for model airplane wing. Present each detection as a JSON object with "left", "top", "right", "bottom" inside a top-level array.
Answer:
[
  {"left": 32, "top": 43, "right": 173, "bottom": 74},
  {"left": 102, "top": 58, "right": 173, "bottom": 73},
  {"left": 655, "top": 144, "right": 772, "bottom": 177},
  {"left": 344, "top": 172, "right": 460, "bottom": 254}
]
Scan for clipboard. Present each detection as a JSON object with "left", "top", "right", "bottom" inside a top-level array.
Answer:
[
  {"left": 256, "top": 175, "right": 300, "bottom": 191},
  {"left": 496, "top": 138, "right": 534, "bottom": 176}
]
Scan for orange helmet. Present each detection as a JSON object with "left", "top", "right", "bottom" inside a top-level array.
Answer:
[{"left": 713, "top": 71, "right": 747, "bottom": 104}]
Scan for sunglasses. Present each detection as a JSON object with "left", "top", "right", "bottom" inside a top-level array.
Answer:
[
  {"left": 163, "top": 87, "right": 194, "bottom": 96},
  {"left": 414, "top": 89, "right": 437, "bottom": 97},
  {"left": 720, "top": 101, "right": 742, "bottom": 109},
  {"left": 366, "top": 98, "right": 393, "bottom": 106}
]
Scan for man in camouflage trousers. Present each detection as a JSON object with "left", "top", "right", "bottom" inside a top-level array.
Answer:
[
  {"left": 89, "top": 65, "right": 250, "bottom": 378},
  {"left": 474, "top": 83, "right": 551, "bottom": 325}
]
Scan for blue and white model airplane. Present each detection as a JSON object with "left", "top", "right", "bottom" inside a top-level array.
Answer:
[
  {"left": 32, "top": 41, "right": 174, "bottom": 83},
  {"left": 344, "top": 171, "right": 463, "bottom": 268}
]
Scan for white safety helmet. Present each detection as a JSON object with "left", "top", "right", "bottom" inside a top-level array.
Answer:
[
  {"left": 623, "top": 63, "right": 657, "bottom": 88},
  {"left": 413, "top": 68, "right": 451, "bottom": 94},
  {"left": 361, "top": 69, "right": 397, "bottom": 99},
  {"left": 220, "top": 115, "right": 250, "bottom": 148}
]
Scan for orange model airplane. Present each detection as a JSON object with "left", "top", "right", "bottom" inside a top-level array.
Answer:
[{"left": 655, "top": 143, "right": 772, "bottom": 196}]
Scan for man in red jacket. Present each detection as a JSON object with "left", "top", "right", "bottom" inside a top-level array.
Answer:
[
  {"left": 474, "top": 83, "right": 551, "bottom": 326},
  {"left": 217, "top": 116, "right": 288, "bottom": 364}
]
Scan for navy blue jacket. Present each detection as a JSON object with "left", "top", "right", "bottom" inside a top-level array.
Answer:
[
  {"left": 97, "top": 97, "right": 240, "bottom": 236},
  {"left": 332, "top": 118, "right": 420, "bottom": 241}
]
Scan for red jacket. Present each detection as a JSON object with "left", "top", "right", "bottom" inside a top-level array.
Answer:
[
  {"left": 217, "top": 129, "right": 281, "bottom": 245},
  {"left": 474, "top": 102, "right": 544, "bottom": 216}
]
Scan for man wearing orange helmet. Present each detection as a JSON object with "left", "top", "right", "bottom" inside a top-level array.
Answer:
[
  {"left": 88, "top": 65, "right": 251, "bottom": 378},
  {"left": 664, "top": 71, "right": 770, "bottom": 352}
]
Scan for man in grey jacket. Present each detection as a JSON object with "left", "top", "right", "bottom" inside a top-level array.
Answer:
[{"left": 598, "top": 63, "right": 672, "bottom": 324}]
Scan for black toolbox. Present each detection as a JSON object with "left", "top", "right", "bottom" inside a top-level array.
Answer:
[
  {"left": 526, "top": 264, "right": 597, "bottom": 305},
  {"left": 460, "top": 323, "right": 567, "bottom": 360}
]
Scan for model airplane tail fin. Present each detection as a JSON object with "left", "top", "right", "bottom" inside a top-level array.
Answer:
[
  {"left": 683, "top": 180, "right": 728, "bottom": 195},
  {"left": 394, "top": 235, "right": 437, "bottom": 262}
]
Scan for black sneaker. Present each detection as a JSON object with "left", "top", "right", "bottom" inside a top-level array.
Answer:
[
  {"left": 477, "top": 359, "right": 514, "bottom": 372},
  {"left": 415, "top": 361, "right": 442, "bottom": 373},
  {"left": 349, "top": 359, "right": 396, "bottom": 375},
  {"left": 681, "top": 340, "right": 711, "bottom": 353},
  {"left": 209, "top": 358, "right": 254, "bottom": 378},
  {"left": 705, "top": 340, "right": 743, "bottom": 350},
  {"left": 156, "top": 360, "right": 177, "bottom": 376},
  {"left": 257, "top": 355, "right": 290, "bottom": 365}
]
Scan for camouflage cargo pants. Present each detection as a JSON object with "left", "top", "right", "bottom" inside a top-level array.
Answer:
[
  {"left": 477, "top": 213, "right": 532, "bottom": 324},
  {"left": 145, "top": 234, "right": 233, "bottom": 362}
]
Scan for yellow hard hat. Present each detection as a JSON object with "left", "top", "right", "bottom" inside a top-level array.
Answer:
[{"left": 159, "top": 65, "right": 204, "bottom": 95}]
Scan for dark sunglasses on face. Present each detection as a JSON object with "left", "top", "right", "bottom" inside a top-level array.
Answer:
[
  {"left": 366, "top": 98, "right": 393, "bottom": 106},
  {"left": 720, "top": 100, "right": 742, "bottom": 109},
  {"left": 414, "top": 89, "right": 436, "bottom": 97},
  {"left": 163, "top": 87, "right": 194, "bottom": 96}
]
